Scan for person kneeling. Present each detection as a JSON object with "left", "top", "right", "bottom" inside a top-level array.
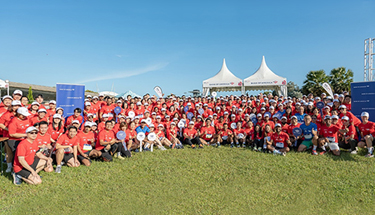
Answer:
[
  {"left": 77, "top": 122, "right": 102, "bottom": 166},
  {"left": 13, "top": 126, "right": 53, "bottom": 185}
]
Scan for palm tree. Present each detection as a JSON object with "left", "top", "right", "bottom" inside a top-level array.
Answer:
[
  {"left": 301, "top": 70, "right": 329, "bottom": 96},
  {"left": 329, "top": 67, "right": 353, "bottom": 93}
]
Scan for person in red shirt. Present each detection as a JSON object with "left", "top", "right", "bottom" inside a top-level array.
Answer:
[
  {"left": 183, "top": 121, "right": 203, "bottom": 149},
  {"left": 66, "top": 108, "right": 83, "bottom": 128},
  {"left": 55, "top": 126, "right": 80, "bottom": 173},
  {"left": 29, "top": 109, "right": 49, "bottom": 126},
  {"left": 251, "top": 124, "right": 264, "bottom": 151},
  {"left": 5, "top": 107, "right": 31, "bottom": 173},
  {"left": 338, "top": 116, "right": 358, "bottom": 154},
  {"left": 317, "top": 115, "right": 347, "bottom": 156},
  {"left": 0, "top": 95, "right": 13, "bottom": 116},
  {"left": 357, "top": 112, "right": 375, "bottom": 157},
  {"left": 77, "top": 122, "right": 103, "bottom": 166},
  {"left": 338, "top": 105, "right": 360, "bottom": 126},
  {"left": 199, "top": 118, "right": 218, "bottom": 146},
  {"left": 233, "top": 121, "right": 246, "bottom": 148},
  {"left": 263, "top": 124, "right": 273, "bottom": 152},
  {"left": 244, "top": 121, "right": 254, "bottom": 147},
  {"left": 46, "top": 100, "right": 57, "bottom": 118},
  {"left": 35, "top": 121, "right": 53, "bottom": 165},
  {"left": 95, "top": 121, "right": 120, "bottom": 161},
  {"left": 268, "top": 123, "right": 291, "bottom": 156},
  {"left": 125, "top": 121, "right": 140, "bottom": 151},
  {"left": 217, "top": 123, "right": 233, "bottom": 147},
  {"left": 0, "top": 100, "right": 21, "bottom": 137},
  {"left": 12, "top": 126, "right": 52, "bottom": 185}
]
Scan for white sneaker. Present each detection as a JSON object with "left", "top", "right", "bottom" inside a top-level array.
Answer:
[
  {"left": 350, "top": 150, "right": 358, "bottom": 154},
  {"left": 6, "top": 166, "right": 12, "bottom": 173},
  {"left": 55, "top": 165, "right": 62, "bottom": 173},
  {"left": 160, "top": 146, "right": 167, "bottom": 151},
  {"left": 282, "top": 152, "right": 286, "bottom": 156}
]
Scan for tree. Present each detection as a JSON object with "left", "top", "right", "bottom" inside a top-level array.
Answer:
[
  {"left": 301, "top": 70, "right": 329, "bottom": 96},
  {"left": 329, "top": 67, "right": 353, "bottom": 93},
  {"left": 27, "top": 86, "right": 33, "bottom": 103},
  {"left": 287, "top": 81, "right": 302, "bottom": 98}
]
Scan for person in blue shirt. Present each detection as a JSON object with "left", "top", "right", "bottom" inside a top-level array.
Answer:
[
  {"left": 297, "top": 115, "right": 318, "bottom": 153},
  {"left": 294, "top": 106, "right": 306, "bottom": 124},
  {"left": 135, "top": 119, "right": 151, "bottom": 151}
]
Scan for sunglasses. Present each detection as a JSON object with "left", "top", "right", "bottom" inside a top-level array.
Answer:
[{"left": 29, "top": 131, "right": 38, "bottom": 134}]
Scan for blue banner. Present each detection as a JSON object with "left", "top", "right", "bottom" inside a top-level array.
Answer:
[
  {"left": 351, "top": 81, "right": 375, "bottom": 121},
  {"left": 56, "top": 84, "right": 85, "bottom": 118}
]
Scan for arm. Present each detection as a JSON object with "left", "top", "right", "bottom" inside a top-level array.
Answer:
[
  {"left": 18, "top": 156, "right": 38, "bottom": 178},
  {"left": 36, "top": 151, "right": 52, "bottom": 166}
]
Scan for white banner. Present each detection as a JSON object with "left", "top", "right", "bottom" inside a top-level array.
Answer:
[
  {"left": 322, "top": 82, "right": 334, "bottom": 98},
  {"left": 154, "top": 86, "right": 163, "bottom": 98}
]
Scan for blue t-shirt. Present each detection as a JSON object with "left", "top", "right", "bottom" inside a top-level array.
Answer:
[
  {"left": 299, "top": 122, "right": 317, "bottom": 141},
  {"left": 135, "top": 126, "right": 150, "bottom": 134},
  {"left": 295, "top": 113, "right": 306, "bottom": 124}
]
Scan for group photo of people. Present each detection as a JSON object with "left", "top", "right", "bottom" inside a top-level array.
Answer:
[{"left": 0, "top": 89, "right": 373, "bottom": 186}]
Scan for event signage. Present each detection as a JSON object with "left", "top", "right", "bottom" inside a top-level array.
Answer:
[
  {"left": 56, "top": 84, "right": 85, "bottom": 118},
  {"left": 351, "top": 81, "right": 375, "bottom": 120}
]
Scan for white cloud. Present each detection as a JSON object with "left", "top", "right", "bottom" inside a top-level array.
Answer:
[{"left": 77, "top": 63, "right": 168, "bottom": 84}]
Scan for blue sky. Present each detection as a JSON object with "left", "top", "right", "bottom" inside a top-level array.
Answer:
[{"left": 0, "top": 0, "right": 374, "bottom": 96}]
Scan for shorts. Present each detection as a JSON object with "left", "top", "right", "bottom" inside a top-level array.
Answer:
[
  {"left": 301, "top": 140, "right": 313, "bottom": 148},
  {"left": 63, "top": 153, "right": 74, "bottom": 163},
  {"left": 77, "top": 151, "right": 92, "bottom": 163},
  {"left": 16, "top": 158, "right": 40, "bottom": 179},
  {"left": 7, "top": 140, "right": 21, "bottom": 152},
  {"left": 328, "top": 142, "right": 340, "bottom": 151}
]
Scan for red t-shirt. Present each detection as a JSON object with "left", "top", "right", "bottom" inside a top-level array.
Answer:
[
  {"left": 0, "top": 110, "right": 15, "bottom": 137},
  {"left": 167, "top": 126, "right": 179, "bottom": 140},
  {"left": 48, "top": 124, "right": 64, "bottom": 141},
  {"left": 183, "top": 128, "right": 197, "bottom": 140},
  {"left": 125, "top": 128, "right": 137, "bottom": 141},
  {"left": 288, "top": 123, "right": 301, "bottom": 136},
  {"left": 35, "top": 133, "right": 51, "bottom": 147},
  {"left": 8, "top": 117, "right": 30, "bottom": 140},
  {"left": 200, "top": 126, "right": 216, "bottom": 141},
  {"left": 78, "top": 131, "right": 95, "bottom": 154},
  {"left": 13, "top": 139, "right": 39, "bottom": 173},
  {"left": 320, "top": 124, "right": 340, "bottom": 142},
  {"left": 66, "top": 115, "right": 83, "bottom": 127},
  {"left": 271, "top": 132, "right": 290, "bottom": 148},
  {"left": 95, "top": 129, "right": 115, "bottom": 151},
  {"left": 57, "top": 134, "right": 79, "bottom": 153},
  {"left": 358, "top": 122, "right": 375, "bottom": 137}
]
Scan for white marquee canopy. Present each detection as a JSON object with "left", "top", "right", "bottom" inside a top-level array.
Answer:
[
  {"left": 202, "top": 59, "right": 243, "bottom": 96},
  {"left": 243, "top": 56, "right": 287, "bottom": 96}
]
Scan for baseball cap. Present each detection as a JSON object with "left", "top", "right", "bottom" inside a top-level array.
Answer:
[
  {"left": 158, "top": 124, "right": 164, "bottom": 127},
  {"left": 341, "top": 116, "right": 349, "bottom": 121},
  {"left": 84, "top": 122, "right": 92, "bottom": 127},
  {"left": 291, "top": 116, "right": 297, "bottom": 120},
  {"left": 2, "top": 95, "right": 12, "bottom": 100},
  {"left": 72, "top": 120, "right": 80, "bottom": 124},
  {"left": 331, "top": 115, "right": 339, "bottom": 119},
  {"left": 339, "top": 105, "right": 346, "bottom": 109},
  {"left": 257, "top": 113, "right": 262, "bottom": 117},
  {"left": 275, "top": 123, "right": 281, "bottom": 127},
  {"left": 17, "top": 107, "right": 31, "bottom": 117},
  {"left": 13, "top": 90, "right": 23, "bottom": 96},
  {"left": 281, "top": 116, "right": 287, "bottom": 120},
  {"left": 361, "top": 112, "right": 370, "bottom": 118},
  {"left": 141, "top": 119, "right": 147, "bottom": 123},
  {"left": 11, "top": 100, "right": 21, "bottom": 106},
  {"left": 38, "top": 108, "right": 47, "bottom": 113},
  {"left": 49, "top": 100, "right": 56, "bottom": 104},
  {"left": 31, "top": 101, "right": 39, "bottom": 106},
  {"left": 53, "top": 114, "right": 62, "bottom": 119},
  {"left": 324, "top": 115, "right": 331, "bottom": 120},
  {"left": 189, "top": 121, "right": 194, "bottom": 125},
  {"left": 85, "top": 102, "right": 91, "bottom": 106},
  {"left": 26, "top": 126, "right": 38, "bottom": 133},
  {"left": 102, "top": 114, "right": 109, "bottom": 118}
]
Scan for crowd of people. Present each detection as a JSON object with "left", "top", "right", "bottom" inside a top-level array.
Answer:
[{"left": 1, "top": 89, "right": 374, "bottom": 186}]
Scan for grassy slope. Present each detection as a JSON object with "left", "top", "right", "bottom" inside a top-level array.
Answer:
[{"left": 1, "top": 147, "right": 375, "bottom": 215}]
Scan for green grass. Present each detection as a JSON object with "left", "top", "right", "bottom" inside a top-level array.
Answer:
[{"left": 1, "top": 147, "right": 375, "bottom": 215}]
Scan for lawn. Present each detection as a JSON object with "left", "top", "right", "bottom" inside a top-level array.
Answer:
[{"left": 1, "top": 146, "right": 375, "bottom": 215}]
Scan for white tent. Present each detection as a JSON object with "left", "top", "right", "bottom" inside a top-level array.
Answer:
[
  {"left": 117, "top": 90, "right": 141, "bottom": 98},
  {"left": 243, "top": 56, "right": 287, "bottom": 96},
  {"left": 202, "top": 59, "right": 243, "bottom": 96}
]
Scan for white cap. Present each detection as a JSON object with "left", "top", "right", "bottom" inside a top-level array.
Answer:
[
  {"left": 38, "top": 108, "right": 47, "bottom": 113},
  {"left": 149, "top": 124, "right": 155, "bottom": 128},
  {"left": 260, "top": 107, "right": 266, "bottom": 111},
  {"left": 187, "top": 103, "right": 191, "bottom": 106},
  {"left": 85, "top": 102, "right": 91, "bottom": 106},
  {"left": 173, "top": 117, "right": 178, "bottom": 121},
  {"left": 339, "top": 94, "right": 344, "bottom": 98},
  {"left": 49, "top": 100, "right": 56, "bottom": 104},
  {"left": 171, "top": 122, "right": 176, "bottom": 125},
  {"left": 93, "top": 96, "right": 99, "bottom": 99},
  {"left": 17, "top": 107, "right": 31, "bottom": 117},
  {"left": 203, "top": 104, "right": 208, "bottom": 107},
  {"left": 72, "top": 120, "right": 80, "bottom": 124},
  {"left": 257, "top": 113, "right": 262, "bottom": 117},
  {"left": 278, "top": 103, "right": 283, "bottom": 106},
  {"left": 158, "top": 124, "right": 164, "bottom": 127},
  {"left": 339, "top": 105, "right": 346, "bottom": 109},
  {"left": 84, "top": 122, "right": 92, "bottom": 127},
  {"left": 144, "top": 103, "right": 149, "bottom": 105},
  {"left": 11, "top": 100, "right": 21, "bottom": 106},
  {"left": 13, "top": 90, "right": 23, "bottom": 96},
  {"left": 26, "top": 126, "right": 38, "bottom": 133},
  {"left": 341, "top": 116, "right": 349, "bottom": 121},
  {"left": 116, "top": 100, "right": 122, "bottom": 103},
  {"left": 136, "top": 102, "right": 142, "bottom": 106},
  {"left": 141, "top": 119, "right": 147, "bottom": 123},
  {"left": 216, "top": 107, "right": 220, "bottom": 110},
  {"left": 269, "top": 106, "right": 274, "bottom": 110},
  {"left": 324, "top": 106, "right": 330, "bottom": 110},
  {"left": 331, "top": 115, "right": 339, "bottom": 119},
  {"left": 281, "top": 116, "right": 287, "bottom": 120},
  {"left": 31, "top": 101, "right": 39, "bottom": 106},
  {"left": 361, "top": 112, "right": 370, "bottom": 118},
  {"left": 308, "top": 102, "right": 314, "bottom": 106},
  {"left": 275, "top": 123, "right": 281, "bottom": 127},
  {"left": 91, "top": 122, "right": 97, "bottom": 126},
  {"left": 87, "top": 113, "right": 93, "bottom": 117},
  {"left": 2, "top": 95, "right": 12, "bottom": 100},
  {"left": 291, "top": 116, "right": 297, "bottom": 119},
  {"left": 102, "top": 114, "right": 109, "bottom": 118},
  {"left": 56, "top": 107, "right": 64, "bottom": 111},
  {"left": 189, "top": 121, "right": 194, "bottom": 125},
  {"left": 333, "top": 99, "right": 339, "bottom": 103},
  {"left": 161, "top": 108, "right": 166, "bottom": 111},
  {"left": 231, "top": 114, "right": 236, "bottom": 117},
  {"left": 156, "top": 116, "right": 161, "bottom": 119},
  {"left": 264, "top": 113, "right": 270, "bottom": 118},
  {"left": 53, "top": 114, "right": 61, "bottom": 119},
  {"left": 87, "top": 95, "right": 92, "bottom": 98},
  {"left": 151, "top": 112, "right": 156, "bottom": 115},
  {"left": 324, "top": 115, "right": 331, "bottom": 120},
  {"left": 195, "top": 104, "right": 200, "bottom": 107},
  {"left": 272, "top": 115, "right": 278, "bottom": 118}
]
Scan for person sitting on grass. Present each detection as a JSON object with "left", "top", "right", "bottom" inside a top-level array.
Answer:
[
  {"left": 124, "top": 121, "right": 140, "bottom": 152},
  {"left": 12, "top": 126, "right": 53, "bottom": 185},
  {"left": 135, "top": 119, "right": 151, "bottom": 151},
  {"left": 183, "top": 121, "right": 203, "bottom": 149},
  {"left": 95, "top": 121, "right": 120, "bottom": 162},
  {"left": 233, "top": 121, "right": 246, "bottom": 148},
  {"left": 55, "top": 126, "right": 80, "bottom": 173},
  {"left": 199, "top": 118, "right": 218, "bottom": 147},
  {"left": 317, "top": 116, "right": 348, "bottom": 156},
  {"left": 267, "top": 123, "right": 291, "bottom": 156},
  {"left": 77, "top": 122, "right": 103, "bottom": 165},
  {"left": 357, "top": 112, "right": 375, "bottom": 158},
  {"left": 297, "top": 115, "right": 318, "bottom": 153},
  {"left": 143, "top": 124, "right": 167, "bottom": 151},
  {"left": 338, "top": 116, "right": 358, "bottom": 154}
]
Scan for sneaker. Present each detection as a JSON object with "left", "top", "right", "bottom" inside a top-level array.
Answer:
[
  {"left": 217, "top": 143, "right": 221, "bottom": 148},
  {"left": 365, "top": 153, "right": 374, "bottom": 158},
  {"left": 242, "top": 144, "right": 246, "bottom": 148},
  {"left": 350, "top": 150, "right": 358, "bottom": 155},
  {"left": 134, "top": 149, "right": 139, "bottom": 152},
  {"left": 199, "top": 144, "right": 204, "bottom": 149},
  {"left": 211, "top": 143, "right": 217, "bottom": 147},
  {"left": 144, "top": 147, "right": 151, "bottom": 151},
  {"left": 258, "top": 147, "right": 262, "bottom": 152},
  {"left": 281, "top": 152, "right": 286, "bottom": 156},
  {"left": 6, "top": 166, "right": 12, "bottom": 173},
  {"left": 160, "top": 146, "right": 167, "bottom": 151},
  {"left": 236, "top": 144, "right": 240, "bottom": 148},
  {"left": 55, "top": 165, "right": 62, "bottom": 173},
  {"left": 191, "top": 144, "right": 196, "bottom": 149},
  {"left": 319, "top": 150, "right": 327, "bottom": 155},
  {"left": 179, "top": 144, "right": 184, "bottom": 149},
  {"left": 116, "top": 154, "right": 125, "bottom": 160},
  {"left": 230, "top": 144, "right": 234, "bottom": 148},
  {"left": 312, "top": 150, "right": 318, "bottom": 155},
  {"left": 273, "top": 150, "right": 278, "bottom": 155},
  {"left": 253, "top": 147, "right": 258, "bottom": 151},
  {"left": 60, "top": 161, "right": 65, "bottom": 166},
  {"left": 12, "top": 172, "right": 22, "bottom": 185}
]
